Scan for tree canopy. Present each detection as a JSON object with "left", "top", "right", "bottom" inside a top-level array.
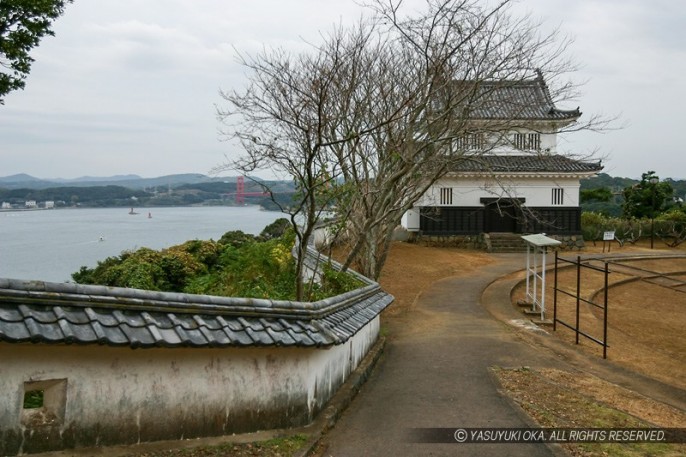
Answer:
[
  {"left": 622, "top": 171, "right": 674, "bottom": 219},
  {"left": 0, "top": 0, "right": 72, "bottom": 104},
  {"left": 580, "top": 187, "right": 613, "bottom": 204}
]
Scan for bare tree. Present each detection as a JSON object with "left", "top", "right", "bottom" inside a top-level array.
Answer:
[
  {"left": 218, "top": 0, "right": 609, "bottom": 285},
  {"left": 216, "top": 23, "right": 396, "bottom": 298},
  {"left": 326, "top": 0, "right": 609, "bottom": 279}
]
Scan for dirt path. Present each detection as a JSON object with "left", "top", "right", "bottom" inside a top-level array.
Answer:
[
  {"left": 377, "top": 242, "right": 494, "bottom": 318},
  {"left": 314, "top": 252, "right": 565, "bottom": 457},
  {"left": 316, "top": 242, "right": 685, "bottom": 456}
]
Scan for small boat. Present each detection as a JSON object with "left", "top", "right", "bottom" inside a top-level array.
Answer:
[
  {"left": 148, "top": 212, "right": 152, "bottom": 219},
  {"left": 129, "top": 208, "right": 138, "bottom": 215}
]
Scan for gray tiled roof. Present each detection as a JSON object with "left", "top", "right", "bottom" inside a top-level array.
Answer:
[
  {"left": 450, "top": 154, "right": 603, "bottom": 174},
  {"left": 458, "top": 75, "right": 580, "bottom": 121},
  {"left": 0, "top": 256, "right": 392, "bottom": 349}
]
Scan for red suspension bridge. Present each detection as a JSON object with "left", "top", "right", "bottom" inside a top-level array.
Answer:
[{"left": 229, "top": 176, "right": 271, "bottom": 205}]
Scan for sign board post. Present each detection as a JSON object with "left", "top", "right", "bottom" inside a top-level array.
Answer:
[
  {"left": 521, "top": 234, "right": 562, "bottom": 321},
  {"left": 603, "top": 231, "right": 615, "bottom": 253}
]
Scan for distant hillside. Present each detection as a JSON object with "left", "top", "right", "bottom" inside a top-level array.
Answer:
[
  {"left": 0, "top": 173, "right": 235, "bottom": 190},
  {"left": 0, "top": 185, "right": 149, "bottom": 207},
  {"left": 581, "top": 173, "right": 686, "bottom": 199},
  {"left": 580, "top": 173, "right": 638, "bottom": 192},
  {"left": 0, "top": 173, "right": 44, "bottom": 185},
  {"left": 0, "top": 174, "right": 296, "bottom": 210},
  {"left": 51, "top": 174, "right": 142, "bottom": 183},
  {"left": 580, "top": 173, "right": 686, "bottom": 216}
]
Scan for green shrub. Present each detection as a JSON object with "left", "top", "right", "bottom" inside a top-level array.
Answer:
[
  {"left": 259, "top": 217, "right": 291, "bottom": 240},
  {"left": 316, "top": 264, "right": 363, "bottom": 299},
  {"left": 580, "top": 212, "right": 646, "bottom": 246},
  {"left": 580, "top": 212, "right": 608, "bottom": 242},
  {"left": 218, "top": 230, "right": 256, "bottom": 248},
  {"left": 655, "top": 208, "right": 686, "bottom": 247},
  {"left": 74, "top": 223, "right": 361, "bottom": 301},
  {"left": 580, "top": 210, "right": 686, "bottom": 247}
]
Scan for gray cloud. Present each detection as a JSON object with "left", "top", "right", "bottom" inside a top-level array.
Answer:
[{"left": 1, "top": 0, "right": 684, "bottom": 180}]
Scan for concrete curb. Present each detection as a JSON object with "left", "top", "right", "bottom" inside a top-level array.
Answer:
[{"left": 295, "top": 335, "right": 386, "bottom": 457}]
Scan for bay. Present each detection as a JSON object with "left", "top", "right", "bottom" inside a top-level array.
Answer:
[{"left": 0, "top": 206, "right": 281, "bottom": 283}]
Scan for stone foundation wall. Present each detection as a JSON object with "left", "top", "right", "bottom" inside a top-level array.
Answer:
[
  {"left": 549, "top": 234, "right": 585, "bottom": 250},
  {"left": 407, "top": 232, "right": 585, "bottom": 251},
  {"left": 407, "top": 232, "right": 485, "bottom": 249}
]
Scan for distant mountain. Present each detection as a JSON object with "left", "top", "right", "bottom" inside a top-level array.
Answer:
[
  {"left": 0, "top": 173, "right": 235, "bottom": 190},
  {"left": 0, "top": 173, "right": 44, "bottom": 184},
  {"left": 0, "top": 174, "right": 294, "bottom": 210},
  {"left": 50, "top": 174, "right": 142, "bottom": 183},
  {"left": 120, "top": 174, "right": 232, "bottom": 190},
  {"left": 0, "top": 174, "right": 52, "bottom": 189}
]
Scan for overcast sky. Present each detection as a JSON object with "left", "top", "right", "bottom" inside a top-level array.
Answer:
[{"left": 1, "top": 0, "right": 684, "bottom": 180}]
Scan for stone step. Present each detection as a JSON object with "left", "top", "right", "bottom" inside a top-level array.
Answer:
[
  {"left": 490, "top": 248, "right": 527, "bottom": 253},
  {"left": 485, "top": 234, "right": 528, "bottom": 252}
]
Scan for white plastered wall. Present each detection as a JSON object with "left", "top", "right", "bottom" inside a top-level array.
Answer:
[
  {"left": 0, "top": 316, "right": 379, "bottom": 452},
  {"left": 416, "top": 176, "right": 581, "bottom": 207}
]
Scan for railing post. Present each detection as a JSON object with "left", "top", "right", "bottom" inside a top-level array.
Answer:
[
  {"left": 533, "top": 247, "right": 538, "bottom": 313},
  {"left": 575, "top": 255, "right": 581, "bottom": 345},
  {"left": 603, "top": 261, "right": 609, "bottom": 359},
  {"left": 526, "top": 242, "right": 533, "bottom": 303},
  {"left": 553, "top": 251, "right": 558, "bottom": 331},
  {"left": 541, "top": 247, "right": 546, "bottom": 320}
]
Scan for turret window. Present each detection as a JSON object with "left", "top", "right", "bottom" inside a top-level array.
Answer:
[
  {"left": 454, "top": 133, "right": 485, "bottom": 151},
  {"left": 439, "top": 188, "right": 453, "bottom": 205},
  {"left": 514, "top": 133, "right": 541, "bottom": 150},
  {"left": 552, "top": 188, "right": 564, "bottom": 205}
]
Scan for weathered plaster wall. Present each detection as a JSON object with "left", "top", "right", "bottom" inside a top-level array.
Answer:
[
  {"left": 0, "top": 316, "right": 379, "bottom": 455},
  {"left": 401, "top": 209, "right": 421, "bottom": 231}
]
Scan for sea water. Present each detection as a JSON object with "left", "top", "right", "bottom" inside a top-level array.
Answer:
[{"left": 0, "top": 206, "right": 281, "bottom": 282}]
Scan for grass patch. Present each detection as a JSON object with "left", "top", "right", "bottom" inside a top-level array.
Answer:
[
  {"left": 124, "top": 434, "right": 308, "bottom": 457},
  {"left": 493, "top": 367, "right": 685, "bottom": 457}
]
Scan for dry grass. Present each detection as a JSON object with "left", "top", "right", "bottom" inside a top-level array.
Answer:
[
  {"left": 512, "top": 255, "right": 686, "bottom": 389},
  {"left": 495, "top": 367, "right": 686, "bottom": 457},
  {"left": 119, "top": 435, "right": 307, "bottom": 457},
  {"left": 377, "top": 241, "right": 493, "bottom": 317}
]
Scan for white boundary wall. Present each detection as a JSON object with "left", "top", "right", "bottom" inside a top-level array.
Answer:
[{"left": 0, "top": 316, "right": 380, "bottom": 454}]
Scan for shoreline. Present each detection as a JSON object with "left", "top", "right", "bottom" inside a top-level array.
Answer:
[
  {"left": 1, "top": 204, "right": 279, "bottom": 213},
  {"left": 0, "top": 207, "right": 54, "bottom": 212}
]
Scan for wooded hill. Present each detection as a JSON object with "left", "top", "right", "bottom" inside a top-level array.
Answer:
[
  {"left": 0, "top": 175, "right": 296, "bottom": 210},
  {"left": 580, "top": 173, "right": 686, "bottom": 216}
]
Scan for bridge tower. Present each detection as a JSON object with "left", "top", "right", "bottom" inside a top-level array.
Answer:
[{"left": 236, "top": 176, "right": 245, "bottom": 205}]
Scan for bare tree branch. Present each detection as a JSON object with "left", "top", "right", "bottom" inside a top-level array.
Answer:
[{"left": 217, "top": 0, "right": 613, "bottom": 282}]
